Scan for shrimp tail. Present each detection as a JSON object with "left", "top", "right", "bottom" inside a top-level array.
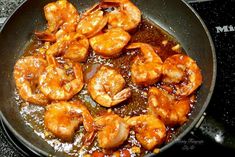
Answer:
[
  {"left": 82, "top": 131, "right": 97, "bottom": 146},
  {"left": 35, "top": 31, "right": 56, "bottom": 42},
  {"left": 112, "top": 88, "right": 132, "bottom": 104}
]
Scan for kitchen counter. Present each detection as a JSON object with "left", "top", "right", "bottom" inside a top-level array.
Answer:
[{"left": 0, "top": 0, "right": 24, "bottom": 28}]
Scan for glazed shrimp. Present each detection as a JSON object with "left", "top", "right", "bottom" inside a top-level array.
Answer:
[
  {"left": 88, "top": 66, "right": 131, "bottom": 107},
  {"left": 89, "top": 28, "right": 131, "bottom": 58},
  {"left": 44, "top": 101, "right": 94, "bottom": 142},
  {"left": 76, "top": 4, "right": 108, "bottom": 38},
  {"left": 127, "top": 43, "right": 163, "bottom": 86},
  {"left": 14, "top": 56, "right": 49, "bottom": 105},
  {"left": 126, "top": 115, "right": 166, "bottom": 150},
  {"left": 95, "top": 113, "right": 129, "bottom": 149},
  {"left": 102, "top": 0, "right": 141, "bottom": 31},
  {"left": 63, "top": 37, "right": 89, "bottom": 62},
  {"left": 148, "top": 87, "right": 192, "bottom": 126},
  {"left": 35, "top": 0, "right": 79, "bottom": 41},
  {"left": 39, "top": 56, "right": 84, "bottom": 101},
  {"left": 162, "top": 54, "right": 202, "bottom": 96},
  {"left": 46, "top": 32, "right": 89, "bottom": 62}
]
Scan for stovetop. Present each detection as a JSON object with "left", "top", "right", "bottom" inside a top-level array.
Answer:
[{"left": 1, "top": 0, "right": 235, "bottom": 156}]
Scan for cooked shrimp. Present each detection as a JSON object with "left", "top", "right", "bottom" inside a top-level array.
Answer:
[
  {"left": 39, "top": 56, "right": 84, "bottom": 101},
  {"left": 14, "top": 56, "right": 48, "bottom": 105},
  {"left": 89, "top": 28, "right": 131, "bottom": 58},
  {"left": 162, "top": 54, "right": 202, "bottom": 96},
  {"left": 102, "top": 0, "right": 141, "bottom": 31},
  {"left": 95, "top": 113, "right": 129, "bottom": 149},
  {"left": 45, "top": 0, "right": 78, "bottom": 33},
  {"left": 63, "top": 36, "right": 89, "bottom": 62},
  {"left": 88, "top": 66, "right": 131, "bottom": 107},
  {"left": 34, "top": 31, "right": 56, "bottom": 42},
  {"left": 45, "top": 32, "right": 77, "bottom": 56},
  {"left": 46, "top": 32, "right": 89, "bottom": 62},
  {"left": 126, "top": 115, "right": 166, "bottom": 150},
  {"left": 148, "top": 87, "right": 192, "bottom": 126},
  {"left": 44, "top": 101, "right": 94, "bottom": 142},
  {"left": 35, "top": 0, "right": 79, "bottom": 41},
  {"left": 126, "top": 43, "right": 163, "bottom": 86},
  {"left": 77, "top": 4, "right": 108, "bottom": 38}
]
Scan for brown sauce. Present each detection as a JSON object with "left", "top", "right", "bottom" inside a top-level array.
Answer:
[{"left": 16, "top": 18, "right": 188, "bottom": 156}]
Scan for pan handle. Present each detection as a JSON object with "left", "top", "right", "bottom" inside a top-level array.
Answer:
[{"left": 194, "top": 113, "right": 235, "bottom": 149}]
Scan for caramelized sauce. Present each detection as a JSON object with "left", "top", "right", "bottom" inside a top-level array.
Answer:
[{"left": 16, "top": 18, "right": 187, "bottom": 156}]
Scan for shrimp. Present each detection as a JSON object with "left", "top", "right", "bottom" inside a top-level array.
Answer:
[
  {"left": 35, "top": 0, "right": 79, "bottom": 41},
  {"left": 39, "top": 56, "right": 84, "bottom": 101},
  {"left": 46, "top": 32, "right": 89, "bottom": 62},
  {"left": 14, "top": 56, "right": 49, "bottom": 105},
  {"left": 126, "top": 115, "right": 166, "bottom": 150},
  {"left": 76, "top": 4, "right": 108, "bottom": 38},
  {"left": 94, "top": 113, "right": 129, "bottom": 149},
  {"left": 88, "top": 66, "right": 131, "bottom": 107},
  {"left": 89, "top": 28, "right": 131, "bottom": 58},
  {"left": 63, "top": 37, "right": 89, "bottom": 62},
  {"left": 102, "top": 0, "right": 141, "bottom": 31},
  {"left": 162, "top": 54, "right": 202, "bottom": 96},
  {"left": 148, "top": 87, "right": 192, "bottom": 126},
  {"left": 44, "top": 101, "right": 94, "bottom": 142},
  {"left": 126, "top": 43, "right": 163, "bottom": 86}
]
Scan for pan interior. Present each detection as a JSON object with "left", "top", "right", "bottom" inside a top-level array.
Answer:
[{"left": 0, "top": 0, "right": 216, "bottom": 156}]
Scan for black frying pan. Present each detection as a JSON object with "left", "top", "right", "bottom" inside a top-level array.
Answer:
[{"left": 0, "top": 0, "right": 217, "bottom": 156}]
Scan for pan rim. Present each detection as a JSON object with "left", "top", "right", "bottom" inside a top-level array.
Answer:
[
  {"left": 156, "top": 0, "right": 217, "bottom": 154},
  {"left": 0, "top": 0, "right": 217, "bottom": 156},
  {"left": 0, "top": 0, "right": 51, "bottom": 156}
]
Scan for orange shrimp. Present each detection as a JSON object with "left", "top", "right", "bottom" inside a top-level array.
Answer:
[
  {"left": 76, "top": 3, "right": 108, "bottom": 38},
  {"left": 148, "top": 87, "right": 192, "bottom": 126},
  {"left": 89, "top": 28, "right": 131, "bottom": 58},
  {"left": 46, "top": 32, "right": 89, "bottom": 62},
  {"left": 126, "top": 43, "right": 163, "bottom": 86},
  {"left": 126, "top": 114, "right": 166, "bottom": 150},
  {"left": 14, "top": 56, "right": 48, "bottom": 105},
  {"left": 162, "top": 54, "right": 202, "bottom": 96},
  {"left": 95, "top": 113, "right": 129, "bottom": 149},
  {"left": 35, "top": 0, "right": 79, "bottom": 41},
  {"left": 88, "top": 66, "right": 131, "bottom": 107},
  {"left": 102, "top": 0, "right": 141, "bottom": 31},
  {"left": 44, "top": 101, "right": 94, "bottom": 142},
  {"left": 39, "top": 56, "right": 84, "bottom": 101}
]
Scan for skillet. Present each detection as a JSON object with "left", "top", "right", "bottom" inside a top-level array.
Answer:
[{"left": 0, "top": 0, "right": 216, "bottom": 156}]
